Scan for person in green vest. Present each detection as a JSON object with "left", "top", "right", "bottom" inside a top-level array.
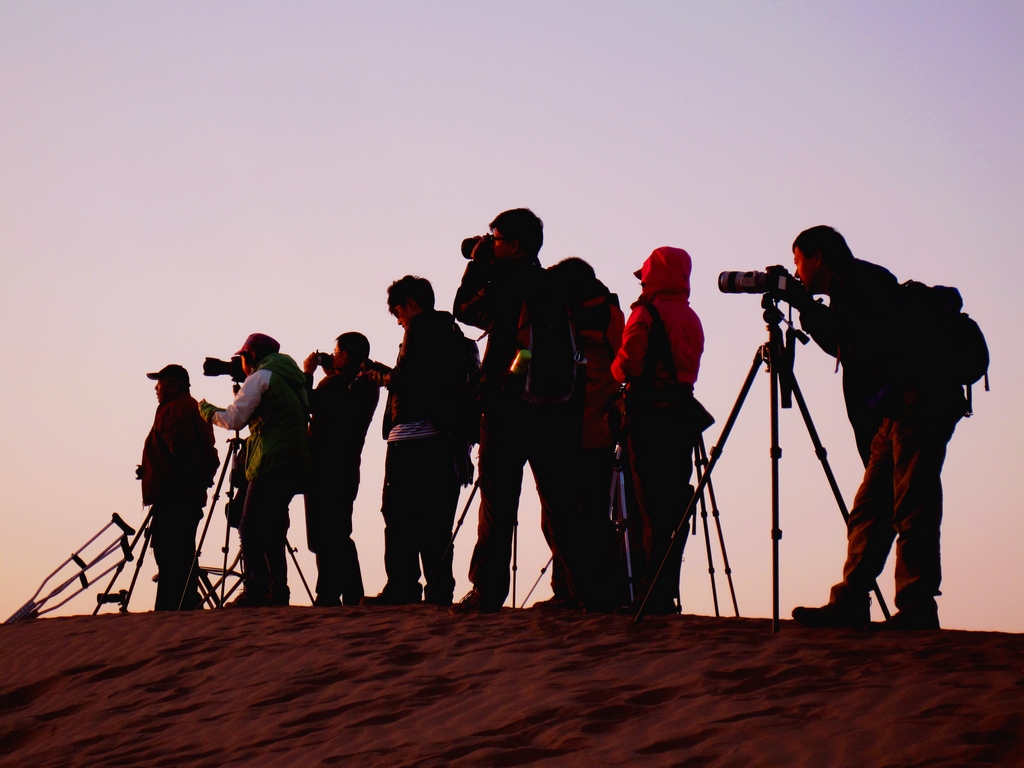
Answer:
[{"left": 199, "top": 333, "right": 311, "bottom": 607}]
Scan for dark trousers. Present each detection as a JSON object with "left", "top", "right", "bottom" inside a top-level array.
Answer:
[
  {"left": 150, "top": 502, "right": 202, "bottom": 611},
  {"left": 627, "top": 407, "right": 695, "bottom": 611},
  {"left": 830, "top": 413, "right": 958, "bottom": 615},
  {"left": 305, "top": 472, "right": 364, "bottom": 606},
  {"left": 239, "top": 473, "right": 296, "bottom": 605},
  {"left": 380, "top": 435, "right": 461, "bottom": 604},
  {"left": 469, "top": 402, "right": 615, "bottom": 611},
  {"left": 547, "top": 445, "right": 617, "bottom": 603}
]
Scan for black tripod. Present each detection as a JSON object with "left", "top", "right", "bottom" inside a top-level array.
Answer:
[
  {"left": 691, "top": 434, "right": 740, "bottom": 617},
  {"left": 636, "top": 294, "right": 891, "bottom": 630},
  {"left": 592, "top": 432, "right": 738, "bottom": 616}
]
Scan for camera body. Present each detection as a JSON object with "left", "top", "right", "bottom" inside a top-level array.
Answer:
[
  {"left": 461, "top": 234, "right": 495, "bottom": 262},
  {"left": 315, "top": 352, "right": 334, "bottom": 370},
  {"left": 718, "top": 265, "right": 795, "bottom": 296},
  {"left": 203, "top": 355, "right": 246, "bottom": 383}
]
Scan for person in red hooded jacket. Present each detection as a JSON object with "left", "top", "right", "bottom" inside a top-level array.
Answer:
[{"left": 612, "top": 247, "right": 705, "bottom": 614}]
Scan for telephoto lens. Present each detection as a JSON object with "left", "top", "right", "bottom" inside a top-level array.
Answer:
[
  {"left": 718, "top": 266, "right": 793, "bottom": 295},
  {"left": 719, "top": 271, "right": 769, "bottom": 294}
]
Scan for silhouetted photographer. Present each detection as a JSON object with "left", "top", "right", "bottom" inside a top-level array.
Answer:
[
  {"left": 451, "top": 208, "right": 616, "bottom": 614},
  {"left": 302, "top": 333, "right": 379, "bottom": 607},
  {"left": 612, "top": 247, "right": 710, "bottom": 615},
  {"left": 198, "top": 333, "right": 310, "bottom": 607},
  {"left": 787, "top": 226, "right": 979, "bottom": 631},
  {"left": 139, "top": 364, "right": 219, "bottom": 611},
  {"left": 359, "top": 276, "right": 475, "bottom": 606}
]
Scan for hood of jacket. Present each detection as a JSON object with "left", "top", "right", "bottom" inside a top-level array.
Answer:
[
  {"left": 633, "top": 247, "right": 692, "bottom": 307},
  {"left": 256, "top": 352, "right": 307, "bottom": 388}
]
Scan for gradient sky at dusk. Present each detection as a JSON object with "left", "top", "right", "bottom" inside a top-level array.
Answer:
[{"left": 2, "top": 3, "right": 1022, "bottom": 630}]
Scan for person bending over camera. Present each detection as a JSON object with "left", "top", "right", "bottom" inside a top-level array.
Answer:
[
  {"left": 612, "top": 247, "right": 707, "bottom": 615},
  {"left": 139, "top": 364, "right": 219, "bottom": 611},
  {"left": 199, "top": 333, "right": 310, "bottom": 608},
  {"left": 302, "top": 333, "right": 379, "bottom": 608},
  {"left": 787, "top": 226, "right": 966, "bottom": 631},
  {"left": 359, "top": 276, "right": 471, "bottom": 607}
]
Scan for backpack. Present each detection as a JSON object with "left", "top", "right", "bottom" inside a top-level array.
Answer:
[
  {"left": 515, "top": 271, "right": 583, "bottom": 406},
  {"left": 450, "top": 329, "right": 483, "bottom": 445},
  {"left": 900, "top": 280, "right": 989, "bottom": 413}
]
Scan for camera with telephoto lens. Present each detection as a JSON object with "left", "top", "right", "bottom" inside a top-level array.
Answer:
[
  {"left": 203, "top": 355, "right": 246, "bottom": 383},
  {"left": 718, "top": 265, "right": 795, "bottom": 296},
  {"left": 461, "top": 234, "right": 495, "bottom": 262}
]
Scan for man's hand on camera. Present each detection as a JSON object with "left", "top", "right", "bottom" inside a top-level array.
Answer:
[
  {"left": 198, "top": 399, "right": 223, "bottom": 422},
  {"left": 470, "top": 236, "right": 492, "bottom": 262},
  {"left": 779, "top": 276, "right": 812, "bottom": 311},
  {"left": 303, "top": 352, "right": 318, "bottom": 375}
]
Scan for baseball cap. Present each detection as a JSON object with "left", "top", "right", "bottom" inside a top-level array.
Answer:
[
  {"left": 146, "top": 364, "right": 190, "bottom": 388},
  {"left": 236, "top": 333, "right": 281, "bottom": 360}
]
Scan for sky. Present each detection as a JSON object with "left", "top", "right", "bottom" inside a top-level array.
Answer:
[{"left": 2, "top": 2, "right": 1022, "bottom": 631}]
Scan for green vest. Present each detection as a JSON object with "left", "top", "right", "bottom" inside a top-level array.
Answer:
[{"left": 244, "top": 353, "right": 311, "bottom": 481}]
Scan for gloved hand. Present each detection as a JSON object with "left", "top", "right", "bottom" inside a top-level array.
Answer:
[{"left": 198, "top": 399, "right": 223, "bottom": 422}]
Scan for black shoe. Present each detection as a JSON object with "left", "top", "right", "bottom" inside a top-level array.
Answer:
[
  {"left": 449, "top": 589, "right": 501, "bottom": 615},
  {"left": 225, "top": 591, "right": 272, "bottom": 609},
  {"left": 869, "top": 609, "right": 940, "bottom": 632},
  {"left": 791, "top": 602, "right": 869, "bottom": 629},
  {"left": 313, "top": 596, "right": 342, "bottom": 608},
  {"left": 531, "top": 595, "right": 584, "bottom": 611},
  {"left": 360, "top": 591, "right": 421, "bottom": 606}
]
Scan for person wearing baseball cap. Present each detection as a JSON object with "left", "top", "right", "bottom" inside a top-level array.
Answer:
[
  {"left": 197, "top": 333, "right": 311, "bottom": 607},
  {"left": 139, "top": 364, "right": 220, "bottom": 610}
]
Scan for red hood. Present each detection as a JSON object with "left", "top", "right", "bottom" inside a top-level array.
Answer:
[{"left": 634, "top": 247, "right": 692, "bottom": 304}]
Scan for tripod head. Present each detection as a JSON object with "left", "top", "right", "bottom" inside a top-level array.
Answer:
[{"left": 760, "top": 295, "right": 809, "bottom": 409}]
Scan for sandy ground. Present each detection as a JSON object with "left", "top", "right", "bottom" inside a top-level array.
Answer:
[{"left": 1, "top": 607, "right": 1022, "bottom": 767}]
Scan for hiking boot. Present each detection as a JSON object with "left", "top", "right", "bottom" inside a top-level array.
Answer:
[
  {"left": 791, "top": 602, "right": 869, "bottom": 629},
  {"left": 869, "top": 608, "right": 940, "bottom": 632},
  {"left": 313, "top": 596, "right": 342, "bottom": 608},
  {"left": 449, "top": 589, "right": 501, "bottom": 615}
]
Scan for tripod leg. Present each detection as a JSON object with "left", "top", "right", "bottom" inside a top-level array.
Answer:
[
  {"left": 119, "top": 516, "right": 155, "bottom": 613},
  {"left": 789, "top": 376, "right": 892, "bottom": 621},
  {"left": 693, "top": 444, "right": 720, "bottom": 617},
  {"left": 699, "top": 436, "right": 740, "bottom": 617},
  {"left": 425, "top": 478, "right": 479, "bottom": 602},
  {"left": 511, "top": 516, "right": 518, "bottom": 608},
  {"left": 285, "top": 537, "right": 315, "bottom": 605},
  {"left": 770, "top": 360, "right": 782, "bottom": 634},
  {"left": 180, "top": 437, "right": 236, "bottom": 610},
  {"left": 619, "top": 466, "right": 636, "bottom": 604},
  {"left": 522, "top": 556, "right": 553, "bottom": 606},
  {"left": 636, "top": 346, "right": 765, "bottom": 624}
]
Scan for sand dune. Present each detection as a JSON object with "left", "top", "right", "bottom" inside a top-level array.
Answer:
[{"left": 1, "top": 608, "right": 1022, "bottom": 767}]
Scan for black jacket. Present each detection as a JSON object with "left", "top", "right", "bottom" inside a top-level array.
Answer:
[
  {"left": 307, "top": 366, "right": 379, "bottom": 486},
  {"left": 798, "top": 258, "right": 965, "bottom": 465},
  {"left": 453, "top": 255, "right": 544, "bottom": 406},
  {"left": 382, "top": 309, "right": 468, "bottom": 439}
]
